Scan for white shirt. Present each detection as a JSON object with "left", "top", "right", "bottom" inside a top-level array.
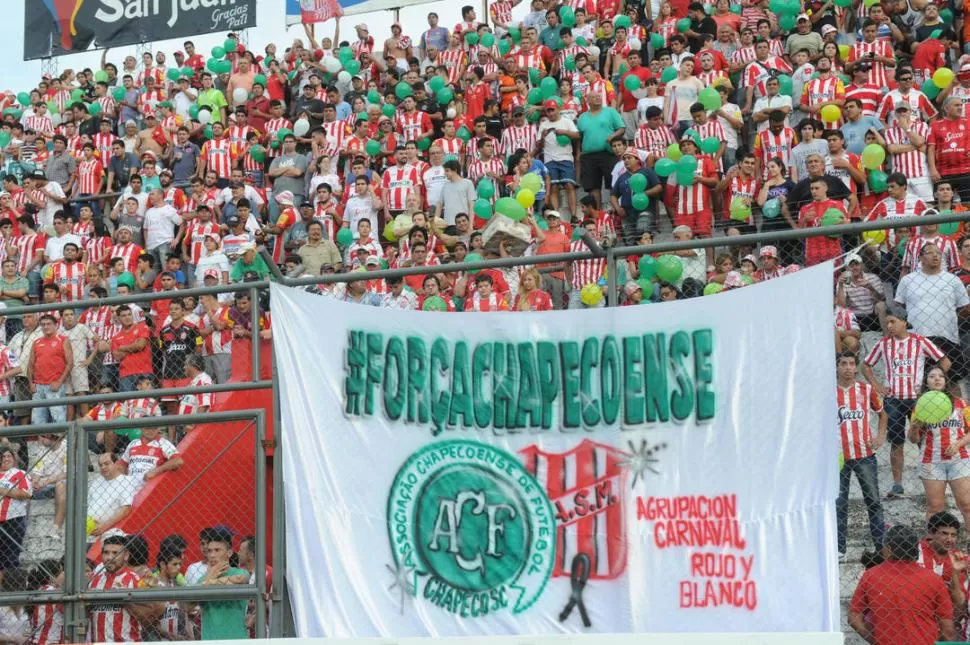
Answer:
[
  {"left": 185, "top": 561, "right": 208, "bottom": 585},
  {"left": 343, "top": 194, "right": 380, "bottom": 232},
  {"left": 716, "top": 102, "right": 743, "bottom": 149},
  {"left": 143, "top": 204, "right": 183, "bottom": 250},
  {"left": 895, "top": 269, "right": 970, "bottom": 343},
  {"left": 44, "top": 233, "right": 83, "bottom": 262},
  {"left": 195, "top": 252, "right": 232, "bottom": 287},
  {"left": 87, "top": 474, "right": 138, "bottom": 524},
  {"left": 114, "top": 189, "right": 150, "bottom": 219},
  {"left": 538, "top": 118, "right": 579, "bottom": 163},
  {"left": 422, "top": 166, "right": 447, "bottom": 209},
  {"left": 37, "top": 182, "right": 67, "bottom": 228},
  {"left": 752, "top": 95, "right": 793, "bottom": 131},
  {"left": 216, "top": 185, "right": 265, "bottom": 208}
]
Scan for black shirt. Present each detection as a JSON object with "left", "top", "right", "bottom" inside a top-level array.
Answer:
[
  {"left": 787, "top": 175, "right": 851, "bottom": 215},
  {"left": 688, "top": 16, "right": 718, "bottom": 53},
  {"left": 160, "top": 323, "right": 201, "bottom": 380}
]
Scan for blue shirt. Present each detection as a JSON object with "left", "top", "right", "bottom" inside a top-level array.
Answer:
[
  {"left": 334, "top": 101, "right": 352, "bottom": 121},
  {"left": 528, "top": 160, "right": 550, "bottom": 199},
  {"left": 840, "top": 116, "right": 883, "bottom": 155},
  {"left": 611, "top": 168, "right": 661, "bottom": 213}
]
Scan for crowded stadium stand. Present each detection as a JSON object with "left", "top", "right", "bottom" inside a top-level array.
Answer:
[{"left": 0, "top": 0, "right": 969, "bottom": 641}]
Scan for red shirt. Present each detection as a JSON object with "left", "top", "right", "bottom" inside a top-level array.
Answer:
[
  {"left": 464, "top": 83, "right": 490, "bottom": 120},
  {"left": 111, "top": 322, "right": 152, "bottom": 378},
  {"left": 929, "top": 118, "right": 970, "bottom": 177},
  {"left": 32, "top": 334, "right": 68, "bottom": 386},
  {"left": 849, "top": 560, "right": 952, "bottom": 645},
  {"left": 618, "top": 67, "right": 653, "bottom": 112}
]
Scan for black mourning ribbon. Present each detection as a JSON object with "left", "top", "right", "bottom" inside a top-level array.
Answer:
[{"left": 558, "top": 553, "right": 591, "bottom": 627}]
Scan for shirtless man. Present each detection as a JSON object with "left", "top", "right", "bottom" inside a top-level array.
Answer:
[
  {"left": 136, "top": 113, "right": 166, "bottom": 158},
  {"left": 384, "top": 23, "right": 413, "bottom": 72}
]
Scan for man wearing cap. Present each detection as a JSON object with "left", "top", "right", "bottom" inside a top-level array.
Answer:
[
  {"left": 136, "top": 112, "right": 166, "bottom": 159},
  {"left": 849, "top": 525, "right": 955, "bottom": 643},
  {"left": 171, "top": 77, "right": 198, "bottom": 122},
  {"left": 785, "top": 14, "right": 825, "bottom": 59},
  {"left": 611, "top": 150, "right": 662, "bottom": 242},
  {"left": 537, "top": 100, "right": 580, "bottom": 216},
  {"left": 230, "top": 243, "right": 271, "bottom": 283},
  {"left": 500, "top": 105, "right": 538, "bottom": 159}
]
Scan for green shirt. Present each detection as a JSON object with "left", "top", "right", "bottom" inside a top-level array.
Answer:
[
  {"left": 230, "top": 254, "right": 271, "bottom": 283},
  {"left": 0, "top": 275, "right": 29, "bottom": 315},
  {"left": 577, "top": 107, "right": 625, "bottom": 154},
  {"left": 197, "top": 90, "right": 228, "bottom": 124},
  {"left": 201, "top": 567, "right": 249, "bottom": 640}
]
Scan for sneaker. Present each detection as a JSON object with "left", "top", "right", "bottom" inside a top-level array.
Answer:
[{"left": 886, "top": 483, "right": 904, "bottom": 499}]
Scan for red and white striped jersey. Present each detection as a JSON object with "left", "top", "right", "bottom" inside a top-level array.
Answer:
[
  {"left": 47, "top": 89, "right": 71, "bottom": 114},
  {"left": 845, "top": 83, "right": 883, "bottom": 117},
  {"left": 200, "top": 307, "right": 232, "bottom": 356},
  {"left": 500, "top": 124, "right": 538, "bottom": 157},
  {"left": 228, "top": 125, "right": 256, "bottom": 151},
  {"left": 675, "top": 155, "right": 717, "bottom": 216},
  {"left": 557, "top": 45, "right": 589, "bottom": 73},
  {"left": 313, "top": 201, "right": 339, "bottom": 240},
  {"left": 878, "top": 89, "right": 938, "bottom": 126},
  {"left": 864, "top": 333, "right": 945, "bottom": 399},
  {"left": 697, "top": 70, "right": 730, "bottom": 88},
  {"left": 22, "top": 114, "right": 54, "bottom": 135},
  {"left": 382, "top": 165, "right": 420, "bottom": 211},
  {"left": 72, "top": 220, "right": 94, "bottom": 246},
  {"left": 743, "top": 57, "right": 793, "bottom": 97},
  {"left": 724, "top": 173, "right": 760, "bottom": 225},
  {"left": 183, "top": 220, "right": 220, "bottom": 265},
  {"left": 864, "top": 195, "right": 927, "bottom": 251},
  {"left": 730, "top": 45, "right": 756, "bottom": 69},
  {"left": 693, "top": 120, "right": 727, "bottom": 170},
  {"left": 490, "top": 0, "right": 514, "bottom": 25},
  {"left": 467, "top": 157, "right": 506, "bottom": 184},
  {"left": 569, "top": 239, "right": 607, "bottom": 290},
  {"left": 178, "top": 372, "right": 213, "bottom": 415},
  {"left": 31, "top": 585, "right": 63, "bottom": 645},
  {"left": 838, "top": 381, "right": 883, "bottom": 461},
  {"left": 162, "top": 187, "right": 188, "bottom": 213},
  {"left": 201, "top": 138, "right": 234, "bottom": 179},
  {"left": 903, "top": 235, "right": 960, "bottom": 273},
  {"left": 351, "top": 36, "right": 375, "bottom": 59},
  {"left": 87, "top": 569, "right": 142, "bottom": 643},
  {"left": 137, "top": 66, "right": 164, "bottom": 88},
  {"left": 920, "top": 397, "right": 970, "bottom": 463},
  {"left": 439, "top": 48, "right": 466, "bottom": 85},
  {"left": 93, "top": 133, "right": 118, "bottom": 163},
  {"left": 464, "top": 291, "right": 509, "bottom": 311},
  {"left": 264, "top": 117, "right": 292, "bottom": 158},
  {"left": 320, "top": 120, "right": 351, "bottom": 157},
  {"left": 434, "top": 137, "right": 464, "bottom": 157},
  {"left": 801, "top": 77, "right": 846, "bottom": 129},
  {"left": 50, "top": 260, "right": 87, "bottom": 301},
  {"left": 884, "top": 121, "right": 930, "bottom": 178},
  {"left": 0, "top": 468, "right": 31, "bottom": 521},
  {"left": 11, "top": 233, "right": 45, "bottom": 275},
  {"left": 634, "top": 124, "right": 676, "bottom": 158},
  {"left": 753, "top": 127, "right": 796, "bottom": 179},
  {"left": 122, "top": 397, "right": 161, "bottom": 420},
  {"left": 585, "top": 78, "right": 615, "bottom": 109},
  {"left": 824, "top": 152, "right": 862, "bottom": 193},
  {"left": 77, "top": 158, "right": 105, "bottom": 194},
  {"left": 835, "top": 306, "right": 860, "bottom": 332},
  {"left": 119, "top": 436, "right": 179, "bottom": 482},
  {"left": 104, "top": 242, "right": 144, "bottom": 273},
  {"left": 81, "top": 306, "right": 114, "bottom": 341},
  {"left": 515, "top": 50, "right": 544, "bottom": 75},
  {"left": 95, "top": 95, "right": 118, "bottom": 117},
  {"left": 848, "top": 40, "right": 895, "bottom": 89},
  {"left": 0, "top": 344, "right": 19, "bottom": 398},
  {"left": 395, "top": 111, "right": 432, "bottom": 143}
]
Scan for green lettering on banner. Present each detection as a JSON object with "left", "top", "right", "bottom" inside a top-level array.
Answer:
[
  {"left": 644, "top": 334, "right": 670, "bottom": 423},
  {"left": 580, "top": 337, "right": 601, "bottom": 426},
  {"left": 536, "top": 342, "right": 560, "bottom": 430},
  {"left": 471, "top": 344, "right": 493, "bottom": 428},
  {"left": 516, "top": 343, "right": 541, "bottom": 429},
  {"left": 694, "top": 329, "right": 716, "bottom": 421},
  {"left": 449, "top": 341, "right": 474, "bottom": 428},
  {"left": 365, "top": 332, "right": 384, "bottom": 416},
  {"left": 669, "top": 331, "right": 695, "bottom": 421},
  {"left": 344, "top": 330, "right": 367, "bottom": 415},
  {"left": 384, "top": 335, "right": 406, "bottom": 421},
  {"left": 407, "top": 336, "right": 429, "bottom": 423},
  {"left": 600, "top": 336, "right": 620, "bottom": 425},
  {"left": 560, "top": 342, "right": 581, "bottom": 429},
  {"left": 430, "top": 338, "right": 451, "bottom": 436},
  {"left": 493, "top": 343, "right": 520, "bottom": 431},
  {"left": 623, "top": 336, "right": 645, "bottom": 426}
]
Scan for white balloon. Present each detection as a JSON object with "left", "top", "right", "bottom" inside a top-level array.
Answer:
[
  {"left": 628, "top": 38, "right": 641, "bottom": 51},
  {"left": 198, "top": 109, "right": 212, "bottom": 124},
  {"left": 293, "top": 118, "right": 311, "bottom": 137},
  {"left": 588, "top": 45, "right": 601, "bottom": 58},
  {"left": 446, "top": 107, "right": 456, "bottom": 118},
  {"left": 337, "top": 71, "right": 351, "bottom": 84},
  {"left": 232, "top": 88, "right": 248, "bottom": 104},
  {"left": 323, "top": 56, "right": 342, "bottom": 73}
]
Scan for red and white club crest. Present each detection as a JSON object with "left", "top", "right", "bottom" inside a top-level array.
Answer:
[{"left": 519, "top": 440, "right": 629, "bottom": 580}]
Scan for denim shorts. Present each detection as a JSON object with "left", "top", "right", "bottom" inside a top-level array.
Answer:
[
  {"left": 920, "top": 460, "right": 970, "bottom": 481},
  {"left": 546, "top": 160, "right": 576, "bottom": 185}
]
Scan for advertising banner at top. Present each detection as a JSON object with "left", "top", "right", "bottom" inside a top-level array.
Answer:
[
  {"left": 285, "top": 0, "right": 442, "bottom": 23},
  {"left": 271, "top": 263, "right": 840, "bottom": 639},
  {"left": 24, "top": 0, "right": 257, "bottom": 61}
]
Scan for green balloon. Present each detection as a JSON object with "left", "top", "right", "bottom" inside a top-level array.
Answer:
[
  {"left": 614, "top": 15, "right": 632, "bottom": 29},
  {"left": 661, "top": 66, "right": 677, "bottom": 83},
  {"left": 632, "top": 193, "right": 650, "bottom": 211},
  {"left": 650, "top": 33, "right": 665, "bottom": 49},
  {"left": 921, "top": 79, "right": 941, "bottom": 100},
  {"left": 730, "top": 3, "right": 742, "bottom": 12},
  {"left": 474, "top": 198, "right": 493, "bottom": 220},
  {"left": 204, "top": 125, "right": 214, "bottom": 140},
  {"left": 224, "top": 38, "right": 238, "bottom": 52},
  {"left": 457, "top": 126, "right": 472, "bottom": 142},
  {"left": 557, "top": 134, "right": 571, "bottom": 146},
  {"left": 365, "top": 139, "right": 381, "bottom": 156},
  {"left": 822, "top": 207, "right": 844, "bottom": 228},
  {"left": 212, "top": 46, "right": 226, "bottom": 59},
  {"left": 396, "top": 82, "right": 413, "bottom": 100},
  {"left": 464, "top": 252, "right": 484, "bottom": 274},
  {"left": 167, "top": 67, "right": 181, "bottom": 81},
  {"left": 528, "top": 88, "right": 544, "bottom": 105},
  {"left": 700, "top": 137, "right": 720, "bottom": 154},
  {"left": 465, "top": 32, "right": 480, "bottom": 46},
  {"left": 704, "top": 282, "right": 724, "bottom": 296},
  {"left": 541, "top": 76, "right": 558, "bottom": 98},
  {"left": 382, "top": 103, "right": 397, "bottom": 118},
  {"left": 940, "top": 221, "right": 959, "bottom": 236},
  {"left": 777, "top": 74, "right": 794, "bottom": 96},
  {"left": 495, "top": 196, "right": 527, "bottom": 221},
  {"left": 344, "top": 59, "right": 361, "bottom": 75},
  {"left": 277, "top": 128, "right": 293, "bottom": 142},
  {"left": 423, "top": 295, "right": 449, "bottom": 311},
  {"left": 527, "top": 110, "right": 541, "bottom": 123},
  {"left": 436, "top": 87, "right": 454, "bottom": 105},
  {"left": 250, "top": 145, "right": 266, "bottom": 162},
  {"left": 572, "top": 227, "right": 584, "bottom": 241},
  {"left": 868, "top": 169, "right": 888, "bottom": 193},
  {"left": 110, "top": 85, "right": 125, "bottom": 102},
  {"left": 117, "top": 271, "right": 135, "bottom": 289},
  {"left": 699, "top": 87, "right": 721, "bottom": 111},
  {"left": 638, "top": 278, "right": 654, "bottom": 299},
  {"left": 429, "top": 76, "right": 445, "bottom": 93},
  {"left": 565, "top": 56, "right": 577, "bottom": 72},
  {"left": 94, "top": 70, "right": 109, "bottom": 83},
  {"left": 417, "top": 138, "right": 432, "bottom": 151},
  {"left": 252, "top": 74, "right": 265, "bottom": 87},
  {"left": 623, "top": 74, "right": 641, "bottom": 92},
  {"left": 779, "top": 13, "right": 796, "bottom": 31},
  {"left": 218, "top": 60, "right": 233, "bottom": 74},
  {"left": 481, "top": 33, "right": 495, "bottom": 48},
  {"left": 46, "top": 101, "right": 58, "bottom": 114},
  {"left": 529, "top": 67, "right": 541, "bottom": 86},
  {"left": 762, "top": 197, "right": 781, "bottom": 219},
  {"left": 71, "top": 89, "right": 84, "bottom": 102},
  {"left": 560, "top": 5, "right": 576, "bottom": 27},
  {"left": 367, "top": 89, "right": 380, "bottom": 104},
  {"left": 676, "top": 18, "right": 691, "bottom": 32},
  {"left": 189, "top": 104, "right": 200, "bottom": 119},
  {"left": 499, "top": 39, "right": 512, "bottom": 56},
  {"left": 87, "top": 102, "right": 102, "bottom": 116},
  {"left": 656, "top": 254, "right": 683, "bottom": 282},
  {"left": 654, "top": 158, "right": 676, "bottom": 177},
  {"left": 629, "top": 173, "right": 647, "bottom": 193},
  {"left": 477, "top": 179, "right": 495, "bottom": 199},
  {"left": 940, "top": 8, "right": 954, "bottom": 25},
  {"left": 336, "top": 228, "right": 354, "bottom": 247},
  {"left": 639, "top": 255, "right": 657, "bottom": 279},
  {"left": 339, "top": 46, "right": 354, "bottom": 63},
  {"left": 576, "top": 37, "right": 588, "bottom": 47}
]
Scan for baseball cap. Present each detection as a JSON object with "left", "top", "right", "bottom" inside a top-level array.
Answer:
[
  {"left": 959, "top": 62, "right": 970, "bottom": 78},
  {"left": 365, "top": 255, "right": 381, "bottom": 266},
  {"left": 759, "top": 245, "right": 778, "bottom": 259},
  {"left": 846, "top": 252, "right": 863, "bottom": 265},
  {"left": 226, "top": 215, "right": 241, "bottom": 226},
  {"left": 672, "top": 224, "right": 692, "bottom": 235},
  {"left": 624, "top": 280, "right": 643, "bottom": 296},
  {"left": 544, "top": 210, "right": 562, "bottom": 219},
  {"left": 157, "top": 101, "right": 173, "bottom": 109},
  {"left": 894, "top": 104, "right": 911, "bottom": 112},
  {"left": 125, "top": 119, "right": 137, "bottom": 127},
  {"left": 240, "top": 242, "right": 257, "bottom": 253},
  {"left": 796, "top": 13, "right": 810, "bottom": 21},
  {"left": 821, "top": 24, "right": 837, "bottom": 35},
  {"left": 511, "top": 105, "right": 525, "bottom": 116},
  {"left": 543, "top": 99, "right": 559, "bottom": 110},
  {"left": 204, "top": 232, "right": 221, "bottom": 244},
  {"left": 723, "top": 271, "right": 744, "bottom": 289},
  {"left": 144, "top": 110, "right": 156, "bottom": 119},
  {"left": 355, "top": 23, "right": 368, "bottom": 30},
  {"left": 30, "top": 169, "right": 46, "bottom": 180},
  {"left": 203, "top": 268, "right": 220, "bottom": 280}
]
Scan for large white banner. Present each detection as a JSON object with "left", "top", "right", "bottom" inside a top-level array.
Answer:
[{"left": 271, "top": 264, "right": 840, "bottom": 639}]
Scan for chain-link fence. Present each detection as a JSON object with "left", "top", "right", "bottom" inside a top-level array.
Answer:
[{"left": 2, "top": 211, "right": 970, "bottom": 642}]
